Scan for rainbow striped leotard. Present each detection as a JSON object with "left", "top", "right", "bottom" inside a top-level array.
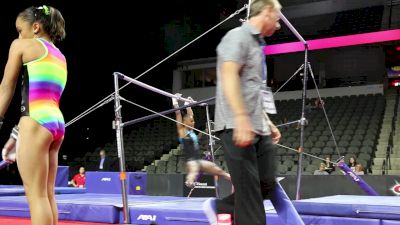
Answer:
[{"left": 20, "top": 38, "right": 67, "bottom": 141}]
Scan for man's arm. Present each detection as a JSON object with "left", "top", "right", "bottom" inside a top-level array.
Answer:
[
  {"left": 220, "top": 61, "right": 254, "bottom": 147},
  {"left": 263, "top": 111, "right": 281, "bottom": 144}
]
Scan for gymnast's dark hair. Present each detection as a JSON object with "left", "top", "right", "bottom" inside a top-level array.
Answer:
[
  {"left": 183, "top": 113, "right": 193, "bottom": 121},
  {"left": 18, "top": 5, "right": 66, "bottom": 42}
]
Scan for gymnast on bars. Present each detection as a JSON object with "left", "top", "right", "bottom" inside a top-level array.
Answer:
[{"left": 172, "top": 94, "right": 231, "bottom": 188}]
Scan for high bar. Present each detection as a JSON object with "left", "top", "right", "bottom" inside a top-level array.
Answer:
[
  {"left": 279, "top": 11, "right": 307, "bottom": 45},
  {"left": 123, "top": 97, "right": 216, "bottom": 127},
  {"left": 114, "top": 72, "right": 195, "bottom": 103}
]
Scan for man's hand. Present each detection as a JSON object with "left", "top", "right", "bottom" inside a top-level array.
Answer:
[
  {"left": 262, "top": 111, "right": 281, "bottom": 144},
  {"left": 270, "top": 123, "right": 281, "bottom": 144},
  {"left": 233, "top": 114, "right": 255, "bottom": 147}
]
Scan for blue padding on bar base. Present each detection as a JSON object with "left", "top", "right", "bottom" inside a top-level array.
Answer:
[
  {"left": 294, "top": 195, "right": 400, "bottom": 220},
  {"left": 271, "top": 178, "right": 305, "bottom": 225},
  {"left": 0, "top": 193, "right": 397, "bottom": 224},
  {"left": 265, "top": 213, "right": 381, "bottom": 225},
  {"left": 382, "top": 220, "right": 400, "bottom": 225},
  {"left": 0, "top": 185, "right": 85, "bottom": 196},
  {"left": 338, "top": 162, "right": 379, "bottom": 196},
  {"left": 301, "top": 215, "right": 380, "bottom": 225},
  {"left": 0, "top": 194, "right": 120, "bottom": 223},
  {"left": 59, "top": 203, "right": 119, "bottom": 224}
]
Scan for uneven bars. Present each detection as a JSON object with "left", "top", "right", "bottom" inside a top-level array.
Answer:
[
  {"left": 123, "top": 97, "right": 216, "bottom": 127},
  {"left": 279, "top": 12, "right": 307, "bottom": 45},
  {"left": 114, "top": 72, "right": 194, "bottom": 103},
  {"left": 246, "top": 0, "right": 251, "bottom": 20}
]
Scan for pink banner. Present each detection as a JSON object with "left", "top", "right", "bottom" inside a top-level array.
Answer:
[{"left": 264, "top": 29, "right": 400, "bottom": 55}]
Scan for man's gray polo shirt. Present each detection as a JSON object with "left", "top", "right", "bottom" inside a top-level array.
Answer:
[{"left": 214, "top": 22, "right": 271, "bottom": 136}]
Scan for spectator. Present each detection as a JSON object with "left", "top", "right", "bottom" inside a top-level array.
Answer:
[
  {"left": 305, "top": 98, "right": 324, "bottom": 113},
  {"left": 324, "top": 156, "right": 335, "bottom": 174},
  {"left": 314, "top": 163, "right": 329, "bottom": 175},
  {"left": 348, "top": 156, "right": 357, "bottom": 171},
  {"left": 314, "top": 98, "right": 324, "bottom": 109},
  {"left": 98, "top": 149, "right": 114, "bottom": 171},
  {"left": 354, "top": 164, "right": 365, "bottom": 175},
  {"left": 71, "top": 167, "right": 86, "bottom": 188}
]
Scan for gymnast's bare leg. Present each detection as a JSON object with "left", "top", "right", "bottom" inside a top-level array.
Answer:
[{"left": 17, "top": 117, "right": 61, "bottom": 225}]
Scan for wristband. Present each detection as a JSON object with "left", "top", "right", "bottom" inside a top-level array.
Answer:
[
  {"left": 0, "top": 116, "right": 4, "bottom": 130},
  {"left": 11, "top": 125, "right": 19, "bottom": 140}
]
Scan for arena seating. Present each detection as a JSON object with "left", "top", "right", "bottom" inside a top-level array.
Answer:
[{"left": 72, "top": 93, "right": 385, "bottom": 177}]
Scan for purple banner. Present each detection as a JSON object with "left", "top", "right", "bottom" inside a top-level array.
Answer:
[
  {"left": 55, "top": 166, "right": 69, "bottom": 187},
  {"left": 86, "top": 172, "right": 147, "bottom": 195},
  {"left": 87, "top": 172, "right": 126, "bottom": 194},
  {"left": 338, "top": 162, "right": 379, "bottom": 196},
  {"left": 128, "top": 172, "right": 147, "bottom": 195},
  {"left": 271, "top": 178, "right": 305, "bottom": 225}
]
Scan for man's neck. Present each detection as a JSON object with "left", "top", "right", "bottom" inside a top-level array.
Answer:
[{"left": 248, "top": 18, "right": 263, "bottom": 37}]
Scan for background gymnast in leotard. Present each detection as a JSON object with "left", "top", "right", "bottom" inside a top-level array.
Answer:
[{"left": 172, "top": 94, "right": 231, "bottom": 188}]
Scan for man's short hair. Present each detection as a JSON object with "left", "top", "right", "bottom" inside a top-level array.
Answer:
[{"left": 249, "top": 0, "right": 282, "bottom": 18}]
